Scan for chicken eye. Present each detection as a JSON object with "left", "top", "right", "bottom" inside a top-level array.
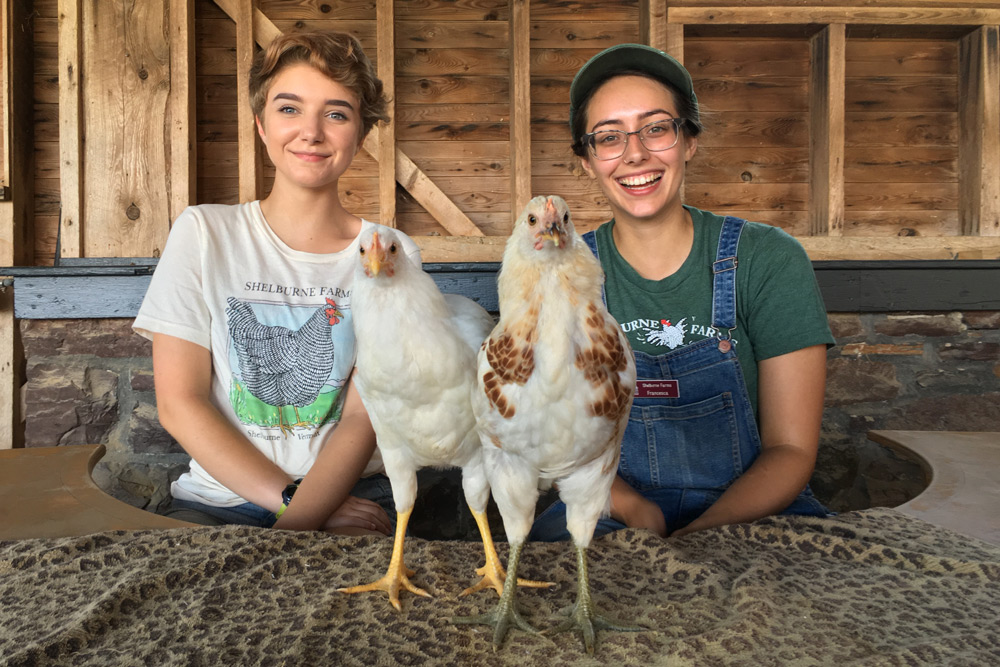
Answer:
[
  {"left": 563, "top": 213, "right": 569, "bottom": 223},
  {"left": 528, "top": 215, "right": 537, "bottom": 226},
  {"left": 389, "top": 244, "right": 397, "bottom": 254},
  {"left": 360, "top": 247, "right": 366, "bottom": 255}
]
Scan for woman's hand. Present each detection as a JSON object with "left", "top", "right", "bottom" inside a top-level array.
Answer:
[{"left": 322, "top": 495, "right": 392, "bottom": 536}]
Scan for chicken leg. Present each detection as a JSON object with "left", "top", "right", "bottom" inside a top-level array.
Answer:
[
  {"left": 337, "top": 507, "right": 431, "bottom": 611},
  {"left": 453, "top": 540, "right": 541, "bottom": 647}
]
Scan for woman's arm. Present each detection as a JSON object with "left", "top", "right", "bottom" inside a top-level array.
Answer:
[
  {"left": 153, "top": 333, "right": 291, "bottom": 511},
  {"left": 671, "top": 344, "right": 828, "bottom": 538},
  {"left": 273, "top": 375, "right": 391, "bottom": 535},
  {"left": 609, "top": 475, "right": 667, "bottom": 537},
  {"left": 154, "top": 335, "right": 390, "bottom": 533}
]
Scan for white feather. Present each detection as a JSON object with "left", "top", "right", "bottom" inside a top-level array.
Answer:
[{"left": 352, "top": 224, "right": 496, "bottom": 514}]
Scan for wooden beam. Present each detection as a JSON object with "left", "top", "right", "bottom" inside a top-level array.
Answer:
[
  {"left": 168, "top": 0, "right": 196, "bottom": 228},
  {"left": 212, "top": 0, "right": 483, "bottom": 236},
  {"left": 509, "top": 0, "right": 531, "bottom": 219},
  {"left": 809, "top": 24, "right": 845, "bottom": 237},
  {"left": 666, "top": 7, "right": 1000, "bottom": 26},
  {"left": 57, "top": 0, "right": 83, "bottom": 258},
  {"left": 663, "top": 24, "right": 685, "bottom": 63},
  {"left": 10, "top": 258, "right": 1000, "bottom": 319},
  {"left": 376, "top": 0, "right": 397, "bottom": 227},
  {"left": 0, "top": 0, "right": 30, "bottom": 262},
  {"left": 0, "top": 0, "right": 8, "bottom": 194},
  {"left": 236, "top": 0, "right": 261, "bottom": 203},
  {"left": 800, "top": 236, "right": 1000, "bottom": 261},
  {"left": 641, "top": 0, "right": 669, "bottom": 53},
  {"left": 413, "top": 235, "right": 1000, "bottom": 263},
  {"left": 82, "top": 1, "right": 174, "bottom": 257},
  {"left": 366, "top": 127, "right": 485, "bottom": 238},
  {"left": 959, "top": 25, "right": 1000, "bottom": 237},
  {"left": 0, "top": 0, "right": 31, "bottom": 450}
]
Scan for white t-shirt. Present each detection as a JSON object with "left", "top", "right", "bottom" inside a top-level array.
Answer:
[{"left": 133, "top": 201, "right": 422, "bottom": 507}]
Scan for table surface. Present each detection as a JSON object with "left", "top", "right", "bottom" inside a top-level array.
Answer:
[
  {"left": 868, "top": 430, "right": 1000, "bottom": 545},
  {"left": 3, "top": 433, "right": 998, "bottom": 544},
  {"left": 0, "top": 444, "right": 193, "bottom": 539}
]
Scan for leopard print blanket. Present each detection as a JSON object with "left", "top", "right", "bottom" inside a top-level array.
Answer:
[{"left": 2, "top": 508, "right": 998, "bottom": 666}]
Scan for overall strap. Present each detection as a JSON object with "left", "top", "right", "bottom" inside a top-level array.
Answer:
[
  {"left": 582, "top": 229, "right": 599, "bottom": 258},
  {"left": 581, "top": 230, "right": 607, "bottom": 304},
  {"left": 710, "top": 216, "right": 746, "bottom": 338}
]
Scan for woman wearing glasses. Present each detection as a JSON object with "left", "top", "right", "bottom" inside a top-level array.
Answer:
[{"left": 530, "top": 44, "right": 834, "bottom": 541}]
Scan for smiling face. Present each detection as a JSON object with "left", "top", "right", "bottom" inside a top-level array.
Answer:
[
  {"left": 579, "top": 75, "right": 697, "bottom": 226},
  {"left": 255, "top": 63, "right": 363, "bottom": 193}
]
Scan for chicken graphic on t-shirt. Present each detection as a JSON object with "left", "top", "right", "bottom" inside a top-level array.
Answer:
[
  {"left": 644, "top": 318, "right": 687, "bottom": 349},
  {"left": 225, "top": 297, "right": 343, "bottom": 433}
]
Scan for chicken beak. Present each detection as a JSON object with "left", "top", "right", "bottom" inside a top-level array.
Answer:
[
  {"left": 368, "top": 231, "right": 382, "bottom": 276},
  {"left": 539, "top": 198, "right": 563, "bottom": 247}
]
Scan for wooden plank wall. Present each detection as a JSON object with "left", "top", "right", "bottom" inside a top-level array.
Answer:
[{"left": 21, "top": 0, "right": 1000, "bottom": 265}]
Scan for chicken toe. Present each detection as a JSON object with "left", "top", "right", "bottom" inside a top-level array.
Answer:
[
  {"left": 545, "top": 546, "right": 644, "bottom": 654},
  {"left": 453, "top": 541, "right": 542, "bottom": 649},
  {"left": 337, "top": 508, "right": 432, "bottom": 611}
]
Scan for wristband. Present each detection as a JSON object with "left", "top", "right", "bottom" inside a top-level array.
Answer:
[{"left": 276, "top": 478, "right": 303, "bottom": 518}]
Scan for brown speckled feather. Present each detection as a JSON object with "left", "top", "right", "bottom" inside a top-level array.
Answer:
[{"left": 576, "top": 303, "right": 633, "bottom": 421}]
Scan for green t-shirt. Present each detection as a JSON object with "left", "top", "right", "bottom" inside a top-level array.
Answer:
[{"left": 595, "top": 206, "right": 834, "bottom": 417}]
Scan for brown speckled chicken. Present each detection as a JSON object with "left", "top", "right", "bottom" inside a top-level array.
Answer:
[{"left": 456, "top": 196, "right": 638, "bottom": 653}]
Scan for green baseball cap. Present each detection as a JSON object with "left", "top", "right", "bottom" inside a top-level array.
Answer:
[{"left": 569, "top": 43, "right": 698, "bottom": 130}]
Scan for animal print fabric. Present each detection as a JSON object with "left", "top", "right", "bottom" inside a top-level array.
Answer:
[{"left": 2, "top": 508, "right": 998, "bottom": 666}]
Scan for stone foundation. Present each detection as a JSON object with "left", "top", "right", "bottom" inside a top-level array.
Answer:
[
  {"left": 816, "top": 311, "right": 1000, "bottom": 510},
  {"left": 19, "top": 312, "right": 1000, "bottom": 535}
]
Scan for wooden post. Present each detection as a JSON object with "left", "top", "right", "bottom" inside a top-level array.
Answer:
[
  {"left": 509, "top": 0, "right": 532, "bottom": 221},
  {"left": 376, "top": 0, "right": 397, "bottom": 227},
  {"left": 0, "top": 0, "right": 32, "bottom": 449},
  {"left": 959, "top": 26, "right": 1000, "bottom": 237},
  {"left": 168, "top": 0, "right": 196, "bottom": 230},
  {"left": 57, "top": 0, "right": 83, "bottom": 258},
  {"left": 82, "top": 0, "right": 175, "bottom": 257},
  {"left": 641, "top": 0, "right": 669, "bottom": 53},
  {"left": 809, "top": 24, "right": 845, "bottom": 237},
  {"left": 236, "top": 0, "right": 262, "bottom": 203}
]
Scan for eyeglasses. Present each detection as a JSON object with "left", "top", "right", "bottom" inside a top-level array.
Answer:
[{"left": 583, "top": 118, "right": 686, "bottom": 161}]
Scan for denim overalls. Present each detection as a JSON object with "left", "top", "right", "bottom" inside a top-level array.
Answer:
[{"left": 529, "top": 216, "right": 830, "bottom": 541}]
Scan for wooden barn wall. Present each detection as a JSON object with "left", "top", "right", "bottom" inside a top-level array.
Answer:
[{"left": 23, "top": 1, "right": 1000, "bottom": 266}]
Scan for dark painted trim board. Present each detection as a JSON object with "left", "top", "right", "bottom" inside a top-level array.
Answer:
[{"left": 3, "top": 259, "right": 999, "bottom": 319}]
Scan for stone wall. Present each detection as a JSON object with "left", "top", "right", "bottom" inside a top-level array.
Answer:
[
  {"left": 18, "top": 312, "right": 1000, "bottom": 529},
  {"left": 816, "top": 311, "right": 1000, "bottom": 510}
]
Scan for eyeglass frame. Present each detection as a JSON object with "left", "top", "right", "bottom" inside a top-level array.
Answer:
[{"left": 582, "top": 118, "right": 687, "bottom": 161}]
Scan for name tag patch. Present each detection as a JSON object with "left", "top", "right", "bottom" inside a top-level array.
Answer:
[{"left": 635, "top": 380, "right": 680, "bottom": 399}]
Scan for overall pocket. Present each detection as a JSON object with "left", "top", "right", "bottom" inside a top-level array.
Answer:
[{"left": 619, "top": 391, "right": 742, "bottom": 492}]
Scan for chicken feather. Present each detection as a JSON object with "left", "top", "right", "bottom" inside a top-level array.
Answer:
[{"left": 457, "top": 195, "right": 639, "bottom": 653}]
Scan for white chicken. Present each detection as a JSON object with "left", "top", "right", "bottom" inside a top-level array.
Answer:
[
  {"left": 456, "top": 196, "right": 638, "bottom": 653},
  {"left": 339, "top": 224, "right": 550, "bottom": 611}
]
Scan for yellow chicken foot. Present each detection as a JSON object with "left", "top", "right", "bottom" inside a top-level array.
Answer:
[
  {"left": 546, "top": 545, "right": 644, "bottom": 654},
  {"left": 453, "top": 541, "right": 541, "bottom": 649},
  {"left": 337, "top": 507, "right": 432, "bottom": 611},
  {"left": 460, "top": 508, "right": 554, "bottom": 597}
]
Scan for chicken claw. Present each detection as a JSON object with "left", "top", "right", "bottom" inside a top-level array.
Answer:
[
  {"left": 460, "top": 509, "right": 554, "bottom": 597},
  {"left": 453, "top": 542, "right": 542, "bottom": 649},
  {"left": 337, "top": 508, "right": 432, "bottom": 611},
  {"left": 544, "top": 546, "right": 644, "bottom": 654}
]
